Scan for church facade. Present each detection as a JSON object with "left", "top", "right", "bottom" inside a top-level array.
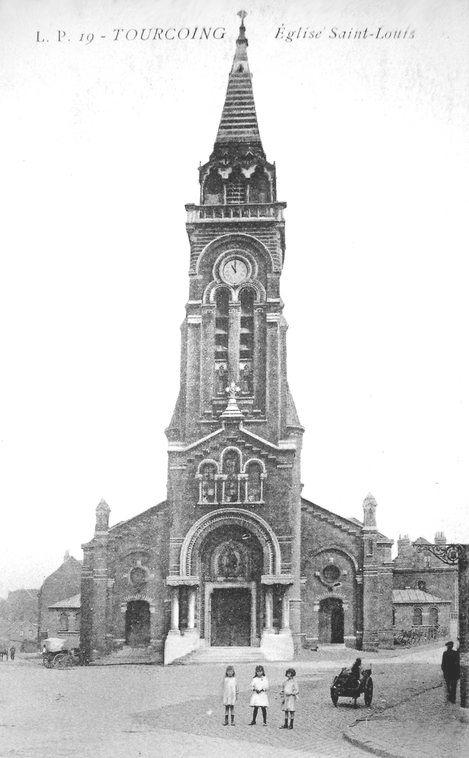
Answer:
[{"left": 80, "top": 17, "right": 456, "bottom": 664}]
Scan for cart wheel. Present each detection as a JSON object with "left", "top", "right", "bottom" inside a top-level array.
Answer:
[
  {"left": 330, "top": 688, "right": 339, "bottom": 706},
  {"left": 42, "top": 657, "right": 51, "bottom": 668},
  {"left": 53, "top": 653, "right": 68, "bottom": 669},
  {"left": 364, "top": 677, "right": 373, "bottom": 706}
]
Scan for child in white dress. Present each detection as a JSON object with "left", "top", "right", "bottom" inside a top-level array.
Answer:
[
  {"left": 249, "top": 665, "right": 269, "bottom": 725},
  {"left": 222, "top": 665, "right": 239, "bottom": 726},
  {"left": 280, "top": 668, "right": 299, "bottom": 729}
]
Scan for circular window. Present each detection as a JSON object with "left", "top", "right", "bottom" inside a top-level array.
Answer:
[
  {"left": 130, "top": 566, "right": 147, "bottom": 587},
  {"left": 322, "top": 564, "right": 340, "bottom": 583}
]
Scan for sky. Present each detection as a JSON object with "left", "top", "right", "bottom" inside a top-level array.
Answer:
[{"left": 0, "top": 0, "right": 468, "bottom": 597}]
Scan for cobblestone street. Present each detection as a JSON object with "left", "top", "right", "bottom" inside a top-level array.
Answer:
[{"left": 0, "top": 645, "right": 467, "bottom": 757}]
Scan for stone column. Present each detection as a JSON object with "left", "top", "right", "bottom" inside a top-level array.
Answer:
[
  {"left": 459, "top": 546, "right": 469, "bottom": 720},
  {"left": 170, "top": 588, "right": 180, "bottom": 633},
  {"left": 187, "top": 588, "right": 196, "bottom": 630},
  {"left": 264, "top": 586, "right": 273, "bottom": 630},
  {"left": 281, "top": 591, "right": 290, "bottom": 629}
]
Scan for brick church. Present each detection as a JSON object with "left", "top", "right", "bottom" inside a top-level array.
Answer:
[{"left": 80, "top": 15, "right": 457, "bottom": 664}]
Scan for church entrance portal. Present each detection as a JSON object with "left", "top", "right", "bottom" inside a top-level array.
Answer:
[
  {"left": 318, "top": 597, "right": 344, "bottom": 643},
  {"left": 211, "top": 587, "right": 251, "bottom": 646},
  {"left": 125, "top": 600, "right": 150, "bottom": 647}
]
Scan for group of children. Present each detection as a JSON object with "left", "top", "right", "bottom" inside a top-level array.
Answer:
[{"left": 222, "top": 665, "right": 299, "bottom": 729}]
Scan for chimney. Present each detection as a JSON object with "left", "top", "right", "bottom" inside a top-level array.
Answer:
[{"left": 434, "top": 531, "right": 446, "bottom": 545}]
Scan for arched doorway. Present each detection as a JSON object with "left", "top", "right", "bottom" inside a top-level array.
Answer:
[
  {"left": 125, "top": 600, "right": 150, "bottom": 647},
  {"left": 318, "top": 598, "right": 344, "bottom": 643},
  {"left": 199, "top": 524, "right": 263, "bottom": 646}
]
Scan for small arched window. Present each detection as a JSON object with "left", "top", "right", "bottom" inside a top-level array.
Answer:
[
  {"left": 198, "top": 462, "right": 218, "bottom": 504},
  {"left": 222, "top": 449, "right": 241, "bottom": 503},
  {"left": 59, "top": 612, "right": 69, "bottom": 631},
  {"left": 245, "top": 460, "right": 264, "bottom": 503},
  {"left": 392, "top": 607, "right": 396, "bottom": 627},
  {"left": 249, "top": 167, "right": 271, "bottom": 203},
  {"left": 412, "top": 607, "right": 423, "bottom": 626},
  {"left": 203, "top": 168, "right": 224, "bottom": 205},
  {"left": 429, "top": 607, "right": 439, "bottom": 628}
]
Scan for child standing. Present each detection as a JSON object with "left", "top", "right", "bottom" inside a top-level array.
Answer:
[
  {"left": 280, "top": 668, "right": 299, "bottom": 729},
  {"left": 249, "top": 665, "right": 269, "bottom": 725},
  {"left": 222, "top": 665, "right": 239, "bottom": 726}
]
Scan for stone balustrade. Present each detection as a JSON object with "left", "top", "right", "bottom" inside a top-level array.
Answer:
[{"left": 185, "top": 202, "right": 286, "bottom": 223}]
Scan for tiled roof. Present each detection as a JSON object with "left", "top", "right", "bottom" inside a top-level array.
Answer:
[
  {"left": 215, "top": 17, "right": 262, "bottom": 147},
  {"left": 392, "top": 589, "right": 449, "bottom": 604}
]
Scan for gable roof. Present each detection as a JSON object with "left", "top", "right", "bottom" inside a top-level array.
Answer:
[
  {"left": 392, "top": 589, "right": 449, "bottom": 604},
  {"left": 301, "top": 498, "right": 363, "bottom": 535},
  {"left": 109, "top": 500, "right": 168, "bottom": 533},
  {"left": 48, "top": 594, "right": 81, "bottom": 610}
]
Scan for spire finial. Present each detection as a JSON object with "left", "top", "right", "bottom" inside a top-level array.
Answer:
[{"left": 236, "top": 10, "right": 248, "bottom": 44}]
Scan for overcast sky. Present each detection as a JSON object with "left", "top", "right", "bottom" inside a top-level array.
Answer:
[{"left": 1, "top": 0, "right": 468, "bottom": 597}]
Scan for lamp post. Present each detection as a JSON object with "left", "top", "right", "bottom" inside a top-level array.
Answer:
[{"left": 417, "top": 542, "right": 468, "bottom": 721}]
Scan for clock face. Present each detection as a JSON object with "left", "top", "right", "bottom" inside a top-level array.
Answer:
[{"left": 221, "top": 257, "right": 249, "bottom": 285}]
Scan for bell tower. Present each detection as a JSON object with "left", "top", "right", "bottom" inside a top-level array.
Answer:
[{"left": 164, "top": 12, "right": 304, "bottom": 664}]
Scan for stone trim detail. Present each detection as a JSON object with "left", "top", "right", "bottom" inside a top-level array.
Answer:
[{"left": 179, "top": 507, "right": 282, "bottom": 576}]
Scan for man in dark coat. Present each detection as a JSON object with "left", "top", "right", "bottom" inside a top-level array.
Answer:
[{"left": 441, "top": 641, "right": 460, "bottom": 703}]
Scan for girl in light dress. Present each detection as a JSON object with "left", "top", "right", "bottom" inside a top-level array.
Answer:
[
  {"left": 249, "top": 665, "right": 269, "bottom": 726},
  {"left": 222, "top": 665, "right": 239, "bottom": 726},
  {"left": 280, "top": 668, "right": 299, "bottom": 729}
]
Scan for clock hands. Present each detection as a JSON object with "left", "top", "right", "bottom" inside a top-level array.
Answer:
[{"left": 231, "top": 261, "right": 237, "bottom": 274}]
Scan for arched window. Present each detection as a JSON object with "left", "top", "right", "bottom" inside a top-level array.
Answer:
[
  {"left": 412, "top": 607, "right": 423, "bottom": 626},
  {"left": 239, "top": 288, "right": 254, "bottom": 395},
  {"left": 59, "top": 612, "right": 69, "bottom": 631},
  {"left": 203, "top": 168, "right": 224, "bottom": 205},
  {"left": 215, "top": 290, "right": 229, "bottom": 391},
  {"left": 222, "top": 449, "right": 241, "bottom": 503},
  {"left": 245, "top": 460, "right": 264, "bottom": 503},
  {"left": 198, "top": 462, "right": 218, "bottom": 504},
  {"left": 429, "top": 607, "right": 439, "bottom": 628},
  {"left": 249, "top": 167, "right": 271, "bottom": 203},
  {"left": 392, "top": 607, "right": 396, "bottom": 627}
]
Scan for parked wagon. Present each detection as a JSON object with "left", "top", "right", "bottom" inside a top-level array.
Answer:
[
  {"left": 330, "top": 666, "right": 373, "bottom": 707},
  {"left": 42, "top": 637, "right": 88, "bottom": 669}
]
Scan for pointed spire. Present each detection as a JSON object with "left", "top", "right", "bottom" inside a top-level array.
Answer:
[{"left": 214, "top": 11, "right": 263, "bottom": 151}]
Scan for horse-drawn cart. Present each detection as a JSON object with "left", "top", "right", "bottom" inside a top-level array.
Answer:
[
  {"left": 330, "top": 666, "right": 373, "bottom": 707},
  {"left": 42, "top": 638, "right": 88, "bottom": 669}
]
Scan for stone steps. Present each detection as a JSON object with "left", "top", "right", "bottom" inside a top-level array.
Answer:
[{"left": 173, "top": 645, "right": 266, "bottom": 665}]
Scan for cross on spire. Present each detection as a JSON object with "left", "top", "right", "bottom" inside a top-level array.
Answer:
[
  {"left": 221, "top": 380, "right": 244, "bottom": 420},
  {"left": 225, "top": 380, "right": 240, "bottom": 399}
]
